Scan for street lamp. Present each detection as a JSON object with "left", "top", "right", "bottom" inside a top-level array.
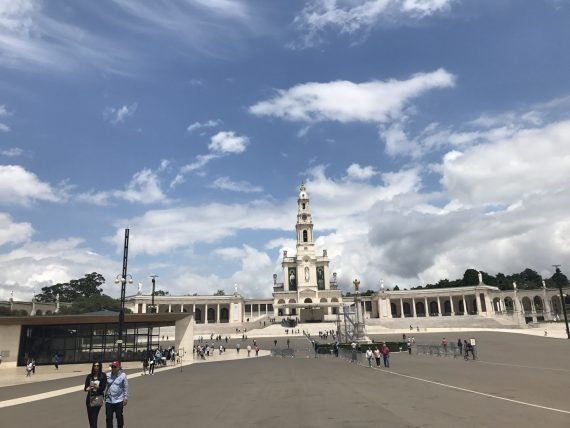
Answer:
[
  {"left": 552, "top": 265, "right": 570, "bottom": 339},
  {"left": 114, "top": 228, "right": 132, "bottom": 362},
  {"left": 147, "top": 275, "right": 159, "bottom": 360},
  {"left": 149, "top": 275, "right": 159, "bottom": 313}
]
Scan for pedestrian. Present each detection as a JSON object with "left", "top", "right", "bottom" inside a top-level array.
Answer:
[
  {"left": 148, "top": 353, "right": 155, "bottom": 375},
  {"left": 366, "top": 348, "right": 373, "bottom": 368},
  {"left": 84, "top": 361, "right": 107, "bottom": 428},
  {"left": 287, "top": 338, "right": 290, "bottom": 349},
  {"left": 374, "top": 347, "right": 381, "bottom": 366},
  {"left": 236, "top": 343, "right": 240, "bottom": 354},
  {"left": 52, "top": 354, "right": 61, "bottom": 370},
  {"left": 142, "top": 355, "right": 148, "bottom": 375},
  {"left": 247, "top": 345, "right": 252, "bottom": 357},
  {"left": 255, "top": 346, "right": 259, "bottom": 356},
  {"left": 463, "top": 340, "right": 470, "bottom": 360},
  {"left": 441, "top": 337, "right": 448, "bottom": 353},
  {"left": 381, "top": 343, "right": 390, "bottom": 368},
  {"left": 105, "top": 361, "right": 128, "bottom": 428},
  {"left": 407, "top": 338, "right": 412, "bottom": 355},
  {"left": 457, "top": 339, "right": 463, "bottom": 355},
  {"left": 0, "top": 353, "right": 2, "bottom": 366},
  {"left": 25, "top": 360, "right": 33, "bottom": 377},
  {"left": 274, "top": 339, "right": 277, "bottom": 347}
]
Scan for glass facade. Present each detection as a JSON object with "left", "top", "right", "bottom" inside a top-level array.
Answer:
[{"left": 18, "top": 322, "right": 162, "bottom": 366}]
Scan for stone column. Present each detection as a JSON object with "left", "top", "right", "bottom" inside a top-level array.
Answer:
[
  {"left": 258, "top": 304, "right": 261, "bottom": 318},
  {"left": 400, "top": 299, "right": 404, "bottom": 318},
  {"left": 424, "top": 297, "right": 429, "bottom": 317},
  {"left": 412, "top": 297, "right": 417, "bottom": 318},
  {"left": 217, "top": 304, "right": 220, "bottom": 323},
  {"left": 168, "top": 304, "right": 172, "bottom": 313},
  {"left": 437, "top": 296, "right": 442, "bottom": 316},
  {"left": 155, "top": 304, "right": 160, "bottom": 314},
  {"left": 181, "top": 304, "right": 184, "bottom": 313},
  {"left": 142, "top": 303, "right": 147, "bottom": 314},
  {"left": 475, "top": 293, "right": 482, "bottom": 314},
  {"left": 462, "top": 295, "right": 467, "bottom": 315},
  {"left": 449, "top": 296, "right": 455, "bottom": 315},
  {"left": 205, "top": 304, "right": 208, "bottom": 324}
]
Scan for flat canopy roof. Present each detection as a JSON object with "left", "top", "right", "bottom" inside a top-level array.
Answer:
[{"left": 0, "top": 313, "right": 191, "bottom": 326}]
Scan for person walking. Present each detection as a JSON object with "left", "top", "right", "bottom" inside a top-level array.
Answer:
[
  {"left": 441, "top": 337, "right": 448, "bottom": 354},
  {"left": 407, "top": 338, "right": 412, "bottom": 355},
  {"left": 274, "top": 339, "right": 277, "bottom": 347},
  {"left": 381, "top": 343, "right": 390, "bottom": 368},
  {"left": 374, "top": 347, "right": 381, "bottom": 366},
  {"left": 236, "top": 343, "right": 240, "bottom": 354},
  {"left": 84, "top": 361, "right": 107, "bottom": 428},
  {"left": 105, "top": 361, "right": 128, "bottom": 428},
  {"left": 247, "top": 345, "right": 252, "bottom": 357},
  {"left": 463, "top": 340, "right": 470, "bottom": 360},
  {"left": 148, "top": 353, "right": 155, "bottom": 376},
  {"left": 457, "top": 338, "right": 463, "bottom": 356},
  {"left": 365, "top": 348, "right": 373, "bottom": 368},
  {"left": 255, "top": 346, "right": 259, "bottom": 357}
]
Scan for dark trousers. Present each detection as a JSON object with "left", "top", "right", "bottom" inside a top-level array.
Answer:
[
  {"left": 383, "top": 355, "right": 389, "bottom": 368},
  {"left": 149, "top": 363, "right": 154, "bottom": 374},
  {"left": 86, "top": 403, "right": 102, "bottom": 428},
  {"left": 106, "top": 402, "right": 124, "bottom": 428}
]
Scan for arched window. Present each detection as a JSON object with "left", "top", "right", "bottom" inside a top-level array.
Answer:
[
  {"left": 303, "top": 230, "right": 308, "bottom": 242},
  {"left": 302, "top": 203, "right": 305, "bottom": 209}
]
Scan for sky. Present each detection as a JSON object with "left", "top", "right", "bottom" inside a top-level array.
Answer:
[{"left": 1, "top": 0, "right": 570, "bottom": 300}]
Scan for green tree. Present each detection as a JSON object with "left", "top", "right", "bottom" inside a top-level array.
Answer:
[
  {"left": 35, "top": 272, "right": 105, "bottom": 303},
  {"left": 392, "top": 285, "right": 400, "bottom": 291},
  {"left": 551, "top": 267, "right": 569, "bottom": 288},
  {"left": 213, "top": 289, "right": 226, "bottom": 296},
  {"left": 153, "top": 290, "right": 169, "bottom": 296},
  {"left": 462, "top": 269, "right": 480, "bottom": 286},
  {"left": 58, "top": 294, "right": 132, "bottom": 315}
]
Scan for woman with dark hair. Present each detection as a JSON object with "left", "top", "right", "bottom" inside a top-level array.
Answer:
[{"left": 84, "top": 361, "right": 107, "bottom": 427}]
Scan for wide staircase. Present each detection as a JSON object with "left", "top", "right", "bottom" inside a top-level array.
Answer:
[{"left": 365, "top": 315, "right": 521, "bottom": 330}]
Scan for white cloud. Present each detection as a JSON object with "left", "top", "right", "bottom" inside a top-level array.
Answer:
[
  {"left": 187, "top": 119, "right": 220, "bottom": 132},
  {"left": 346, "top": 163, "right": 377, "bottom": 180},
  {"left": 0, "top": 0, "right": 130, "bottom": 73},
  {"left": 0, "top": 165, "right": 67, "bottom": 206},
  {"left": 0, "top": 147, "right": 23, "bottom": 157},
  {"left": 210, "top": 177, "right": 263, "bottom": 193},
  {"left": 78, "top": 167, "right": 169, "bottom": 205},
  {"left": 293, "top": 0, "right": 456, "bottom": 48},
  {"left": 440, "top": 120, "right": 570, "bottom": 206},
  {"left": 208, "top": 131, "right": 249, "bottom": 153},
  {"left": 0, "top": 105, "right": 11, "bottom": 116},
  {"left": 249, "top": 69, "right": 455, "bottom": 124},
  {"left": 0, "top": 237, "right": 119, "bottom": 300},
  {"left": 0, "top": 212, "right": 33, "bottom": 246},
  {"left": 104, "top": 103, "right": 138, "bottom": 124},
  {"left": 0, "top": 103, "right": 12, "bottom": 131}
]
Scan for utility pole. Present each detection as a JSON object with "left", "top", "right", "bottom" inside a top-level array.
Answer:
[
  {"left": 150, "top": 275, "right": 159, "bottom": 313},
  {"left": 147, "top": 275, "right": 159, "bottom": 360}
]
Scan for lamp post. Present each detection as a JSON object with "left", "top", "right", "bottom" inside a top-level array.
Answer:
[
  {"left": 149, "top": 275, "right": 159, "bottom": 313},
  {"left": 114, "top": 228, "right": 133, "bottom": 362},
  {"left": 552, "top": 265, "right": 570, "bottom": 339}
]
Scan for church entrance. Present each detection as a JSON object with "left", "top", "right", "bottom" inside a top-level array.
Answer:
[{"left": 300, "top": 307, "right": 325, "bottom": 322}]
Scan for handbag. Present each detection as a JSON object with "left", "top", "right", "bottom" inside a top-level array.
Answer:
[{"left": 90, "top": 395, "right": 104, "bottom": 407}]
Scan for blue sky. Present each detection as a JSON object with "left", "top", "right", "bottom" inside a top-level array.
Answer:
[{"left": 2, "top": 0, "right": 570, "bottom": 300}]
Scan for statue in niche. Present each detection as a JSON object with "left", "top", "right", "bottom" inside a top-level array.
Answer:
[
  {"left": 317, "top": 267, "right": 325, "bottom": 290},
  {"left": 283, "top": 250, "right": 287, "bottom": 258},
  {"left": 305, "top": 266, "right": 310, "bottom": 282},
  {"left": 289, "top": 267, "right": 297, "bottom": 291}
]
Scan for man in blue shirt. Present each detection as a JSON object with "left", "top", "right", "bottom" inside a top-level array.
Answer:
[{"left": 105, "top": 361, "right": 128, "bottom": 428}]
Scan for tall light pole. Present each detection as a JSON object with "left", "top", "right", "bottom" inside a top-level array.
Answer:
[
  {"left": 552, "top": 265, "right": 570, "bottom": 339},
  {"left": 114, "top": 229, "right": 133, "bottom": 362},
  {"left": 147, "top": 275, "right": 158, "bottom": 359},
  {"left": 150, "top": 275, "right": 159, "bottom": 313}
]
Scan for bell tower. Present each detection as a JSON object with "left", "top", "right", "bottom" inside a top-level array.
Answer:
[{"left": 296, "top": 183, "right": 315, "bottom": 258}]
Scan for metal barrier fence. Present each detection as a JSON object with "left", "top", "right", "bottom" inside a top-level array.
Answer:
[{"left": 415, "top": 343, "right": 477, "bottom": 359}]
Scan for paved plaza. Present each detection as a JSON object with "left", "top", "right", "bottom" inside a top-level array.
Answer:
[{"left": 0, "top": 331, "right": 569, "bottom": 427}]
